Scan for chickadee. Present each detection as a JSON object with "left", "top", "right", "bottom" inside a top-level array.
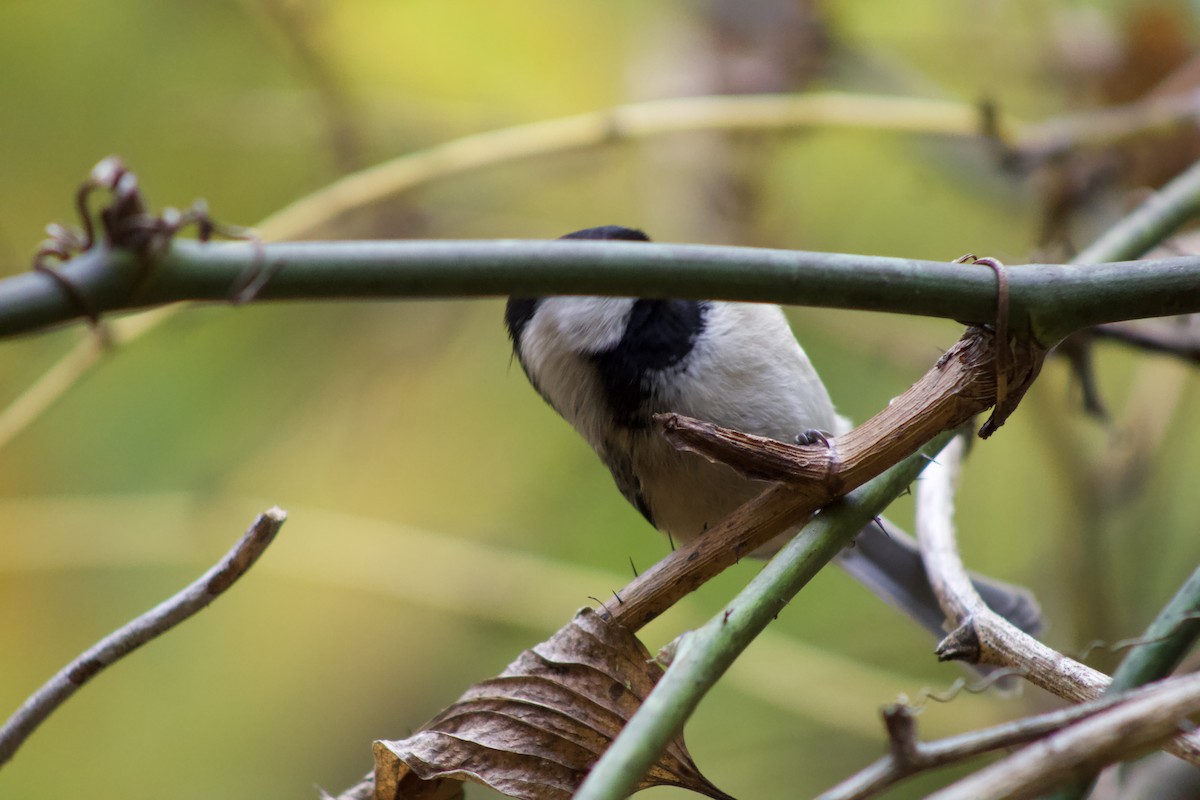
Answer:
[{"left": 505, "top": 225, "right": 1041, "bottom": 641}]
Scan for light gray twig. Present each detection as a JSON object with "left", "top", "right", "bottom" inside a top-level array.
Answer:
[
  {"left": 928, "top": 674, "right": 1200, "bottom": 800},
  {"left": 916, "top": 435, "right": 1110, "bottom": 697},
  {"left": 819, "top": 681, "right": 1200, "bottom": 800},
  {"left": 0, "top": 506, "right": 288, "bottom": 767}
]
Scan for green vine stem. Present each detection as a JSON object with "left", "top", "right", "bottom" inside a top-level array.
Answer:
[
  {"left": 4, "top": 240, "right": 1199, "bottom": 342},
  {"left": 572, "top": 432, "right": 955, "bottom": 800}
]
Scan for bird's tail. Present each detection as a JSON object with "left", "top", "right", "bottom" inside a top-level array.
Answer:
[{"left": 834, "top": 517, "right": 1043, "bottom": 642}]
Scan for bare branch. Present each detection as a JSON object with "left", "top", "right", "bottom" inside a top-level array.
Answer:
[
  {"left": 819, "top": 684, "right": 1197, "bottom": 800},
  {"left": 0, "top": 506, "right": 287, "bottom": 767},
  {"left": 928, "top": 674, "right": 1200, "bottom": 800}
]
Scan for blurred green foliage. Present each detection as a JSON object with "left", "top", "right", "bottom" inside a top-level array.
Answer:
[{"left": 1, "top": 1, "right": 1198, "bottom": 798}]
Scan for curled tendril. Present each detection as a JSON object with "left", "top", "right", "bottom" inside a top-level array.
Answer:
[
  {"left": 1075, "top": 609, "right": 1200, "bottom": 663},
  {"left": 892, "top": 610, "right": 1200, "bottom": 716},
  {"left": 31, "top": 157, "right": 261, "bottom": 327},
  {"left": 897, "top": 667, "right": 1032, "bottom": 714}
]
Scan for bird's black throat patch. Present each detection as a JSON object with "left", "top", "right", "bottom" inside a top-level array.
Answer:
[{"left": 591, "top": 299, "right": 707, "bottom": 428}]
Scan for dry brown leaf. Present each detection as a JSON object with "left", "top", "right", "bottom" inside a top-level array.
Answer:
[{"left": 373, "top": 609, "right": 733, "bottom": 800}]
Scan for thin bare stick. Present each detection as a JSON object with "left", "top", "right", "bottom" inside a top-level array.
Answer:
[
  {"left": 0, "top": 506, "right": 287, "bottom": 767},
  {"left": 928, "top": 673, "right": 1200, "bottom": 800},
  {"left": 915, "top": 437, "right": 1200, "bottom": 764},
  {"left": 819, "top": 682, "right": 1197, "bottom": 800}
]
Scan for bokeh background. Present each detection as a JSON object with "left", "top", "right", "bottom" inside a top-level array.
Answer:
[{"left": 2, "top": 1, "right": 1199, "bottom": 798}]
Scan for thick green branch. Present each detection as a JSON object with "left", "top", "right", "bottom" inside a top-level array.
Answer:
[
  {"left": 1074, "top": 158, "right": 1200, "bottom": 267},
  {"left": 4, "top": 240, "right": 1199, "bottom": 341},
  {"left": 573, "top": 433, "right": 955, "bottom": 800}
]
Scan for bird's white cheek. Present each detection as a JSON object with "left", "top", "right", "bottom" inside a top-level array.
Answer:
[{"left": 537, "top": 297, "right": 634, "bottom": 354}]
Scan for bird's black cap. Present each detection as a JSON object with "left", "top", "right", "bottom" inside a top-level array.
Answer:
[
  {"left": 558, "top": 225, "right": 650, "bottom": 242},
  {"left": 505, "top": 226, "right": 651, "bottom": 342}
]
